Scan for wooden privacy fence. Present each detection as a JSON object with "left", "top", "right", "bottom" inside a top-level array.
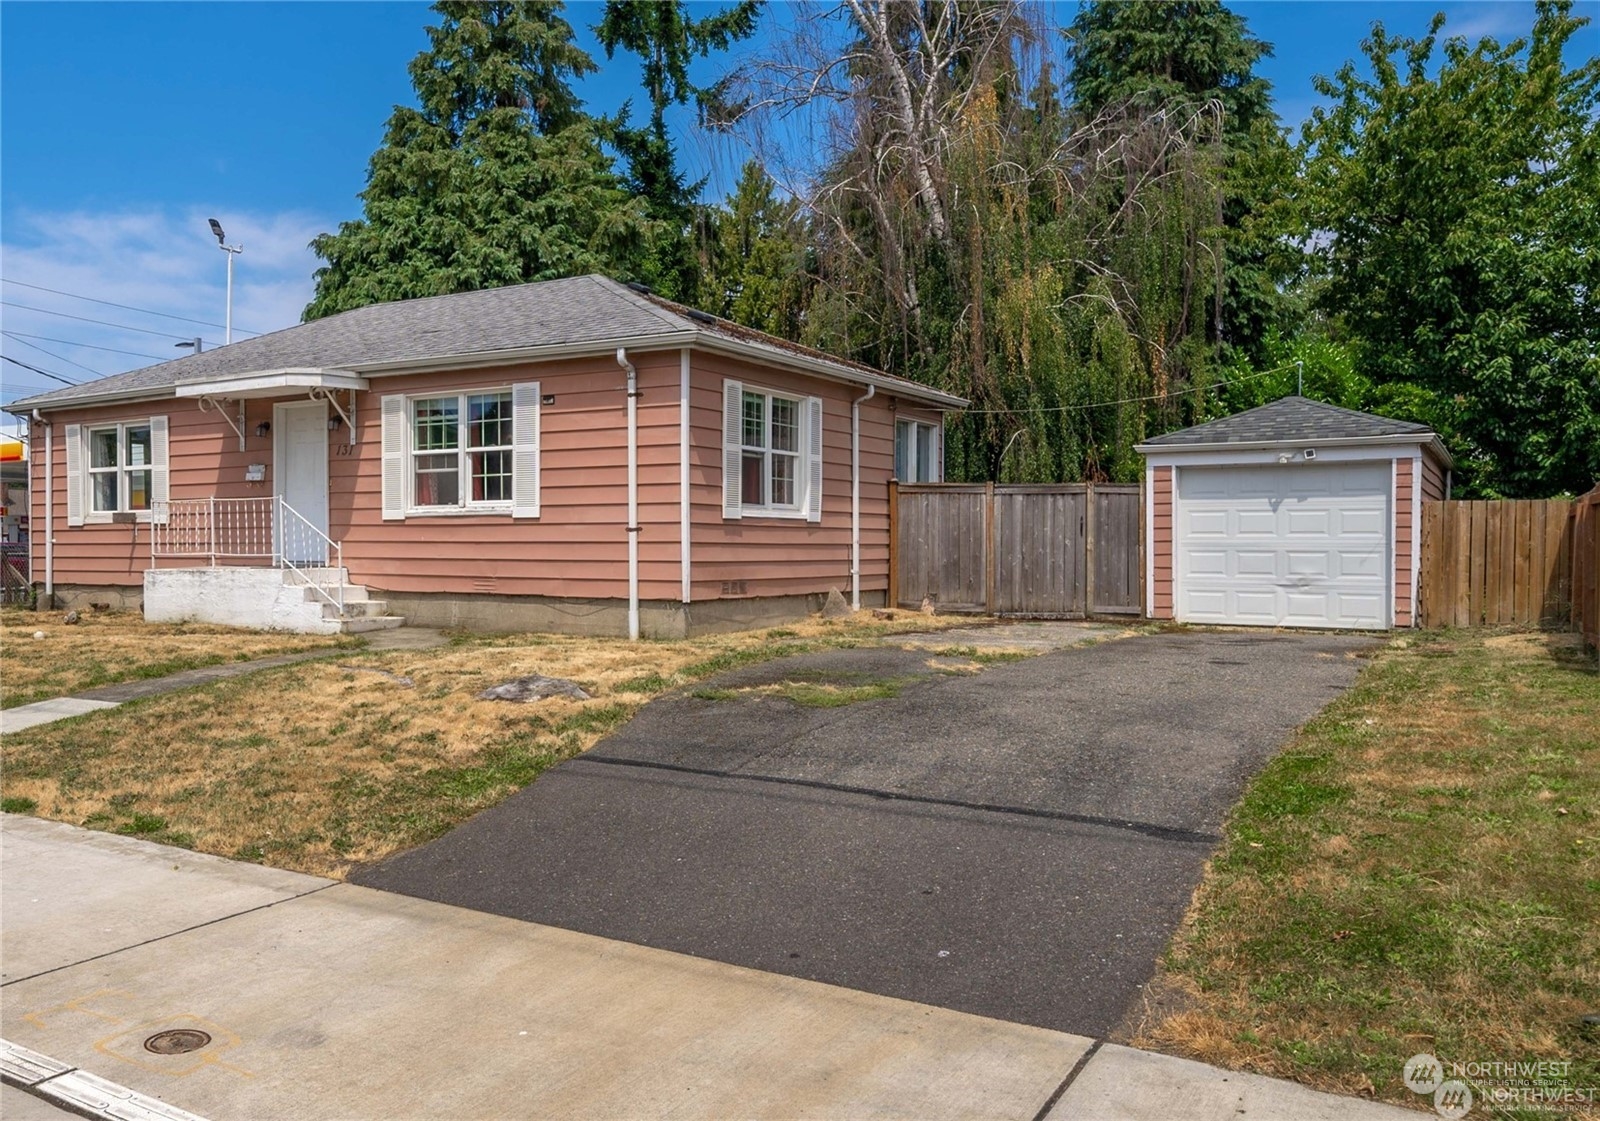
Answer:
[
  {"left": 1418, "top": 498, "right": 1578, "bottom": 628},
  {"left": 1573, "top": 486, "right": 1600, "bottom": 647},
  {"left": 889, "top": 482, "right": 1142, "bottom": 617}
]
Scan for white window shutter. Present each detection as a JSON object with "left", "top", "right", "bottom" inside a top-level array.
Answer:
[
  {"left": 722, "top": 379, "right": 743, "bottom": 520},
  {"left": 805, "top": 396, "right": 824, "bottom": 523},
  {"left": 64, "top": 423, "right": 84, "bottom": 527},
  {"left": 148, "top": 415, "right": 170, "bottom": 522},
  {"left": 380, "top": 394, "right": 407, "bottom": 521},
  {"left": 511, "top": 381, "right": 541, "bottom": 519}
]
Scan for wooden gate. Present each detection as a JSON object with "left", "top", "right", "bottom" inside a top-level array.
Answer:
[{"left": 891, "top": 482, "right": 1142, "bottom": 617}]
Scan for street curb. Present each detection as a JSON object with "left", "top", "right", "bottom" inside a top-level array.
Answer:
[{"left": 1, "top": 1039, "right": 209, "bottom": 1121}]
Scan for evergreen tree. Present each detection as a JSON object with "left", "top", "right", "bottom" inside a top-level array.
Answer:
[
  {"left": 694, "top": 161, "right": 810, "bottom": 337},
  {"left": 305, "top": 1, "right": 649, "bottom": 320},
  {"left": 596, "top": 0, "right": 761, "bottom": 300}
]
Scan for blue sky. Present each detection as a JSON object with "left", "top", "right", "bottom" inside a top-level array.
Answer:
[{"left": 1, "top": 0, "right": 1592, "bottom": 428}]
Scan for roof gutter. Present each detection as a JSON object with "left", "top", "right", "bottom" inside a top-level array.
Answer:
[
  {"left": 8, "top": 328, "right": 970, "bottom": 416},
  {"left": 1137, "top": 431, "right": 1454, "bottom": 468}
]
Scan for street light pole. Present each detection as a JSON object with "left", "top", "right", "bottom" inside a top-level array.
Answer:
[{"left": 208, "top": 219, "right": 243, "bottom": 345}]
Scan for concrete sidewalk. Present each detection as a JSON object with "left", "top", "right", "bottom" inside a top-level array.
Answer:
[{"left": 0, "top": 816, "right": 1418, "bottom": 1121}]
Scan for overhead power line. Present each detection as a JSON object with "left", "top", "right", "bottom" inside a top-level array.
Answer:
[
  {"left": 1, "top": 331, "right": 167, "bottom": 362},
  {"left": 0, "top": 333, "right": 105, "bottom": 378},
  {"left": 1, "top": 278, "right": 264, "bottom": 337},
  {"left": 1, "top": 299, "right": 219, "bottom": 344},
  {"left": 1, "top": 354, "right": 81, "bottom": 386}
]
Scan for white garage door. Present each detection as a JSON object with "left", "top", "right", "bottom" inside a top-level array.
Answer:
[{"left": 1176, "top": 462, "right": 1390, "bottom": 629}]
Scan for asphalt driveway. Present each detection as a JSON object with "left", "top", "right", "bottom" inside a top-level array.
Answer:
[{"left": 355, "top": 629, "right": 1376, "bottom": 1036}]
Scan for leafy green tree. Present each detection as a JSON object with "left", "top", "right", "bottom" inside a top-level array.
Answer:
[
  {"left": 694, "top": 161, "right": 810, "bottom": 338},
  {"left": 305, "top": 1, "right": 649, "bottom": 320},
  {"left": 1300, "top": 0, "right": 1600, "bottom": 496},
  {"left": 596, "top": 0, "right": 761, "bottom": 300},
  {"left": 1065, "top": 0, "right": 1295, "bottom": 359}
]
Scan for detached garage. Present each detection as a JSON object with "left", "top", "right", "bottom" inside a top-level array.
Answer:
[{"left": 1136, "top": 396, "right": 1452, "bottom": 630}]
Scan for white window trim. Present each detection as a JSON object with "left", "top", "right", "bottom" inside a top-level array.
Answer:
[
  {"left": 723, "top": 380, "right": 823, "bottom": 522},
  {"left": 404, "top": 387, "right": 517, "bottom": 517},
  {"left": 740, "top": 386, "right": 807, "bottom": 519},
  {"left": 895, "top": 419, "right": 944, "bottom": 483},
  {"left": 81, "top": 419, "right": 161, "bottom": 524}
]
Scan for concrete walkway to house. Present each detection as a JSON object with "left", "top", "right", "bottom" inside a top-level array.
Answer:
[
  {"left": 1, "top": 815, "right": 1417, "bottom": 1121},
  {"left": 0, "top": 627, "right": 447, "bottom": 736}
]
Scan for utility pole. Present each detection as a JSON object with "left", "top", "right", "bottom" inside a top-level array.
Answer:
[{"left": 208, "top": 219, "right": 243, "bottom": 345}]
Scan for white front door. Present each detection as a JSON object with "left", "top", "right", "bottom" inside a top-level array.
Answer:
[
  {"left": 274, "top": 401, "right": 329, "bottom": 563},
  {"left": 1175, "top": 461, "right": 1391, "bottom": 629}
]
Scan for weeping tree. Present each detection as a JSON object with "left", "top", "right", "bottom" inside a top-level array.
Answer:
[{"left": 724, "top": 0, "right": 1229, "bottom": 481}]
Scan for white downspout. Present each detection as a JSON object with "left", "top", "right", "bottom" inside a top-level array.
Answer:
[
  {"left": 618, "top": 348, "right": 641, "bottom": 641},
  {"left": 34, "top": 410, "right": 53, "bottom": 606},
  {"left": 850, "top": 385, "right": 875, "bottom": 610},
  {"left": 679, "top": 348, "right": 691, "bottom": 606}
]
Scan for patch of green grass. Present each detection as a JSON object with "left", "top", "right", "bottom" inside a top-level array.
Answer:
[
  {"left": 972, "top": 650, "right": 1031, "bottom": 665},
  {"left": 691, "top": 676, "right": 916, "bottom": 708},
  {"left": 1139, "top": 630, "right": 1600, "bottom": 1108},
  {"left": 680, "top": 642, "right": 811, "bottom": 678},
  {"left": 1, "top": 796, "right": 38, "bottom": 814},
  {"left": 615, "top": 672, "right": 678, "bottom": 695}
]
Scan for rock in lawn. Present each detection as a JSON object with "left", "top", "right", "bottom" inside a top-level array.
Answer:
[
  {"left": 919, "top": 596, "right": 937, "bottom": 615},
  {"left": 63, "top": 610, "right": 81, "bottom": 625},
  {"left": 32, "top": 630, "right": 45, "bottom": 641},
  {"left": 478, "top": 675, "right": 592, "bottom": 703},
  {"left": 822, "top": 587, "right": 852, "bottom": 619}
]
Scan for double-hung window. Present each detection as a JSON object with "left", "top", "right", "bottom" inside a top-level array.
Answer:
[
  {"left": 65, "top": 416, "right": 168, "bottom": 526},
  {"left": 381, "top": 383, "right": 538, "bottom": 520},
  {"left": 741, "top": 390, "right": 802, "bottom": 511},
  {"left": 895, "top": 419, "right": 942, "bottom": 482},
  {"left": 410, "top": 391, "right": 513, "bottom": 509},
  {"left": 722, "top": 379, "right": 823, "bottom": 522},
  {"left": 89, "top": 423, "right": 153, "bottom": 513}
]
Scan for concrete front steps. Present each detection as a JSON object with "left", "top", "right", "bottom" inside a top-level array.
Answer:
[
  {"left": 291, "top": 568, "right": 406, "bottom": 634},
  {"left": 144, "top": 565, "right": 405, "bottom": 635}
]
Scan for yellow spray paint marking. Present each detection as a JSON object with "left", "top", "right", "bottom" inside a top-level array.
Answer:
[
  {"left": 20, "top": 990, "right": 254, "bottom": 1080},
  {"left": 95, "top": 1014, "right": 254, "bottom": 1080},
  {"left": 21, "top": 989, "right": 137, "bottom": 1030}
]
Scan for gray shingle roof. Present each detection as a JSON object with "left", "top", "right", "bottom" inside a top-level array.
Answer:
[
  {"left": 6, "top": 275, "right": 964, "bottom": 411},
  {"left": 1139, "top": 395, "right": 1434, "bottom": 447}
]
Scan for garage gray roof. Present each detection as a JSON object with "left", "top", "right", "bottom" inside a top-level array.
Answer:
[
  {"left": 1139, "top": 395, "right": 1433, "bottom": 447},
  {"left": 6, "top": 274, "right": 965, "bottom": 412}
]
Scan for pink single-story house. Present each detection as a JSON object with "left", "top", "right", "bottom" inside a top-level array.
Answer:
[
  {"left": 1136, "top": 396, "right": 1452, "bottom": 630},
  {"left": 7, "top": 275, "right": 965, "bottom": 637}
]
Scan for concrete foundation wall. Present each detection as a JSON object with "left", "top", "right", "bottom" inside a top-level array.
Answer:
[
  {"left": 376, "top": 588, "right": 886, "bottom": 639},
  {"left": 143, "top": 568, "right": 341, "bottom": 634},
  {"left": 35, "top": 584, "right": 144, "bottom": 613}
]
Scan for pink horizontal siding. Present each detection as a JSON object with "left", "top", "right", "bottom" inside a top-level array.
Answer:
[{"left": 31, "top": 347, "right": 947, "bottom": 607}]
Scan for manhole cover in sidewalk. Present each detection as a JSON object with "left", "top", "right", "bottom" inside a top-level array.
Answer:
[{"left": 143, "top": 1029, "right": 211, "bottom": 1055}]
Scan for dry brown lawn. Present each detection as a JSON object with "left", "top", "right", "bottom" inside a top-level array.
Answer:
[
  {"left": 0, "top": 611, "right": 978, "bottom": 878},
  {"left": 1127, "top": 629, "right": 1600, "bottom": 1116},
  {"left": 1, "top": 607, "right": 357, "bottom": 708}
]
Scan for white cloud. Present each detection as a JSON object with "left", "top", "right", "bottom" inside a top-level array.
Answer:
[
  {"left": 0, "top": 206, "right": 331, "bottom": 421},
  {"left": 1443, "top": 2, "right": 1533, "bottom": 42}
]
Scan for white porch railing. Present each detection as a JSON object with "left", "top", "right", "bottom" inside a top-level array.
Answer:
[{"left": 151, "top": 496, "right": 344, "bottom": 615}]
